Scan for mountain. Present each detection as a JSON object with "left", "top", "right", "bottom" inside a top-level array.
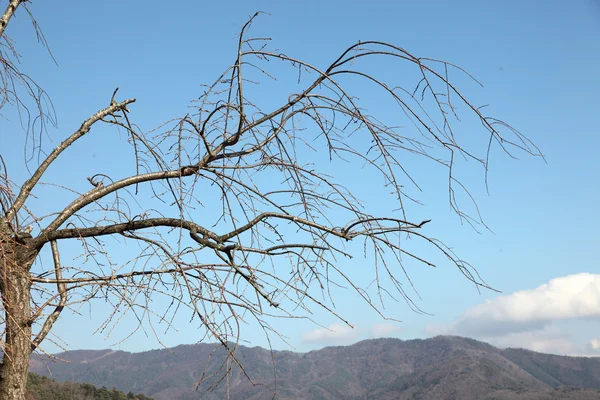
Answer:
[
  {"left": 29, "top": 336, "right": 600, "bottom": 400},
  {"left": 26, "top": 373, "right": 154, "bottom": 400}
]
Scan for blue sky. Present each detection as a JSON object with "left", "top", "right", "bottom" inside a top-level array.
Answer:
[{"left": 2, "top": 0, "right": 600, "bottom": 356}]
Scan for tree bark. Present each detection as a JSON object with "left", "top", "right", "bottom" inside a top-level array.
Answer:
[{"left": 0, "top": 233, "right": 37, "bottom": 400}]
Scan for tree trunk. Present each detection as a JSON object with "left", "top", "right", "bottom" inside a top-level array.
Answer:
[{"left": 0, "top": 234, "right": 37, "bottom": 400}]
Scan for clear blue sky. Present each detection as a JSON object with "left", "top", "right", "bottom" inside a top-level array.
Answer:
[{"left": 3, "top": 0, "right": 600, "bottom": 356}]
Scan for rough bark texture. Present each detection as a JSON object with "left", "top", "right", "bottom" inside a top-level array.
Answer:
[
  {"left": 0, "top": 229, "right": 37, "bottom": 400},
  {"left": 0, "top": 2, "right": 34, "bottom": 397}
]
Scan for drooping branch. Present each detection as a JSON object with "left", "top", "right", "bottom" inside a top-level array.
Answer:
[{"left": 30, "top": 241, "right": 66, "bottom": 351}]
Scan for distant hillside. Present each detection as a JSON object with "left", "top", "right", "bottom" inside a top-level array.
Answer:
[
  {"left": 26, "top": 373, "right": 154, "bottom": 400},
  {"left": 29, "top": 336, "right": 600, "bottom": 400}
]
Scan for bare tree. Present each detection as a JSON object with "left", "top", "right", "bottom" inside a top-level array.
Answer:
[{"left": 0, "top": 4, "right": 542, "bottom": 400}]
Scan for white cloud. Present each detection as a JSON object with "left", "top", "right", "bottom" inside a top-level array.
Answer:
[
  {"left": 301, "top": 323, "right": 358, "bottom": 345},
  {"left": 448, "top": 273, "right": 600, "bottom": 336},
  {"left": 428, "top": 273, "right": 600, "bottom": 356},
  {"left": 466, "top": 273, "right": 600, "bottom": 320},
  {"left": 371, "top": 323, "right": 401, "bottom": 338}
]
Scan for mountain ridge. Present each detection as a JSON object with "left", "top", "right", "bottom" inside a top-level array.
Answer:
[{"left": 29, "top": 336, "right": 600, "bottom": 399}]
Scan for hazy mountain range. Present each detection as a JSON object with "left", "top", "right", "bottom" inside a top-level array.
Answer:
[{"left": 29, "top": 336, "right": 600, "bottom": 399}]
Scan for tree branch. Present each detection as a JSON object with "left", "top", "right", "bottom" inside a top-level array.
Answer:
[
  {"left": 33, "top": 217, "right": 221, "bottom": 248},
  {"left": 30, "top": 241, "right": 66, "bottom": 351},
  {"left": 0, "top": 0, "right": 23, "bottom": 39},
  {"left": 39, "top": 165, "right": 198, "bottom": 236},
  {"left": 7, "top": 98, "right": 136, "bottom": 223}
]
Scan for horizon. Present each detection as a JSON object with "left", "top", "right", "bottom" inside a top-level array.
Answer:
[{"left": 38, "top": 334, "right": 600, "bottom": 359}]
